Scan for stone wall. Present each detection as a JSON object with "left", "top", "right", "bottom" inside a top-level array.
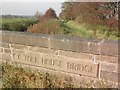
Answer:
[{"left": 0, "top": 30, "right": 119, "bottom": 88}]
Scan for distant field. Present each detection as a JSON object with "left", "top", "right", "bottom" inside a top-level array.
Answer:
[
  {"left": 0, "top": 17, "right": 38, "bottom": 31},
  {"left": 0, "top": 17, "right": 36, "bottom": 24}
]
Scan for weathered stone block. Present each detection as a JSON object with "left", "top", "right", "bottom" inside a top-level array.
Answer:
[
  {"left": 49, "top": 36, "right": 89, "bottom": 53},
  {"left": 2, "top": 33, "right": 11, "bottom": 43},
  {"left": 2, "top": 31, "right": 50, "bottom": 48},
  {"left": 0, "top": 53, "right": 2, "bottom": 60},
  {"left": 15, "top": 35, "right": 30, "bottom": 45},
  {"left": 99, "top": 40, "right": 118, "bottom": 57},
  {"left": 114, "top": 64, "right": 120, "bottom": 73},
  {"left": 4, "top": 48, "right": 11, "bottom": 53},
  {"left": 59, "top": 50, "right": 93, "bottom": 60},
  {"left": 95, "top": 55, "right": 118, "bottom": 63},
  {"left": 99, "top": 62, "right": 116, "bottom": 72},
  {"left": 88, "top": 41, "right": 99, "bottom": 55},
  {"left": 100, "top": 70, "right": 119, "bottom": 82},
  {"left": 73, "top": 40, "right": 89, "bottom": 53},
  {"left": 0, "top": 43, "right": 9, "bottom": 48},
  {"left": 50, "top": 38, "right": 72, "bottom": 51},
  {"left": 10, "top": 35, "right": 20, "bottom": 44},
  {"left": 0, "top": 47, "right": 3, "bottom": 53},
  {"left": 11, "top": 44, "right": 28, "bottom": 50},
  {"left": 29, "top": 46, "right": 58, "bottom": 55},
  {"left": 2, "top": 53, "right": 11, "bottom": 61},
  {"left": 28, "top": 36, "right": 49, "bottom": 48}
]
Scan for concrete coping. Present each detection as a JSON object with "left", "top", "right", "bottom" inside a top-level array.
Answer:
[{"left": 1, "top": 30, "right": 119, "bottom": 57}]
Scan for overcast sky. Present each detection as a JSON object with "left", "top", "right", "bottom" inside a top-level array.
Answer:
[{"left": 2, "top": 1, "right": 65, "bottom": 16}]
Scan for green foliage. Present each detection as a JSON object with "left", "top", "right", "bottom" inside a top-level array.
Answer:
[
  {"left": 86, "top": 25, "right": 120, "bottom": 40},
  {"left": 1, "top": 23, "right": 10, "bottom": 30},
  {"left": 62, "top": 21, "right": 93, "bottom": 38},
  {"left": 9, "top": 22, "right": 25, "bottom": 31},
  {"left": 62, "top": 21, "right": 119, "bottom": 40},
  {"left": 1, "top": 17, "right": 38, "bottom": 31},
  {"left": 59, "top": 20, "right": 72, "bottom": 34}
]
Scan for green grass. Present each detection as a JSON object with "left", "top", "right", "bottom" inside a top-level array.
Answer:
[
  {"left": 63, "top": 21, "right": 93, "bottom": 38},
  {"left": 0, "top": 17, "right": 37, "bottom": 24},
  {"left": 1, "top": 17, "right": 38, "bottom": 31},
  {"left": 61, "top": 20, "right": 119, "bottom": 40}
]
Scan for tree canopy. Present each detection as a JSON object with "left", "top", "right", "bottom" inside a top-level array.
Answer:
[{"left": 59, "top": 2, "right": 119, "bottom": 30}]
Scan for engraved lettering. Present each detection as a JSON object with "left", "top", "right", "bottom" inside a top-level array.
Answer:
[
  {"left": 34, "top": 57, "right": 37, "bottom": 63},
  {"left": 41, "top": 58, "right": 62, "bottom": 67},
  {"left": 67, "top": 62, "right": 94, "bottom": 73},
  {"left": 11, "top": 51, "right": 98, "bottom": 77},
  {"left": 88, "top": 66, "right": 93, "bottom": 73},
  {"left": 41, "top": 58, "right": 44, "bottom": 64},
  {"left": 58, "top": 61, "right": 62, "bottom": 67},
  {"left": 18, "top": 54, "right": 21, "bottom": 60},
  {"left": 49, "top": 59, "right": 53, "bottom": 65},
  {"left": 26, "top": 56, "right": 32, "bottom": 61},
  {"left": 21, "top": 55, "right": 38, "bottom": 63},
  {"left": 13, "top": 53, "right": 16, "bottom": 59},
  {"left": 13, "top": 53, "right": 21, "bottom": 60}
]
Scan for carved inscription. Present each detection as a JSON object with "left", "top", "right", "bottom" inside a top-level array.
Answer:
[
  {"left": 41, "top": 58, "right": 62, "bottom": 67},
  {"left": 12, "top": 51, "right": 99, "bottom": 77},
  {"left": 13, "top": 53, "right": 37, "bottom": 63},
  {"left": 67, "top": 62, "right": 93, "bottom": 73}
]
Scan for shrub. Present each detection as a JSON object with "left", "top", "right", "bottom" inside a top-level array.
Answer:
[
  {"left": 2, "top": 18, "right": 38, "bottom": 31},
  {"left": 9, "top": 22, "right": 26, "bottom": 31},
  {"left": 2, "top": 23, "right": 10, "bottom": 30},
  {"left": 27, "top": 19, "right": 65, "bottom": 34},
  {"left": 2, "top": 62, "right": 115, "bottom": 88},
  {"left": 2, "top": 62, "right": 65, "bottom": 88}
]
